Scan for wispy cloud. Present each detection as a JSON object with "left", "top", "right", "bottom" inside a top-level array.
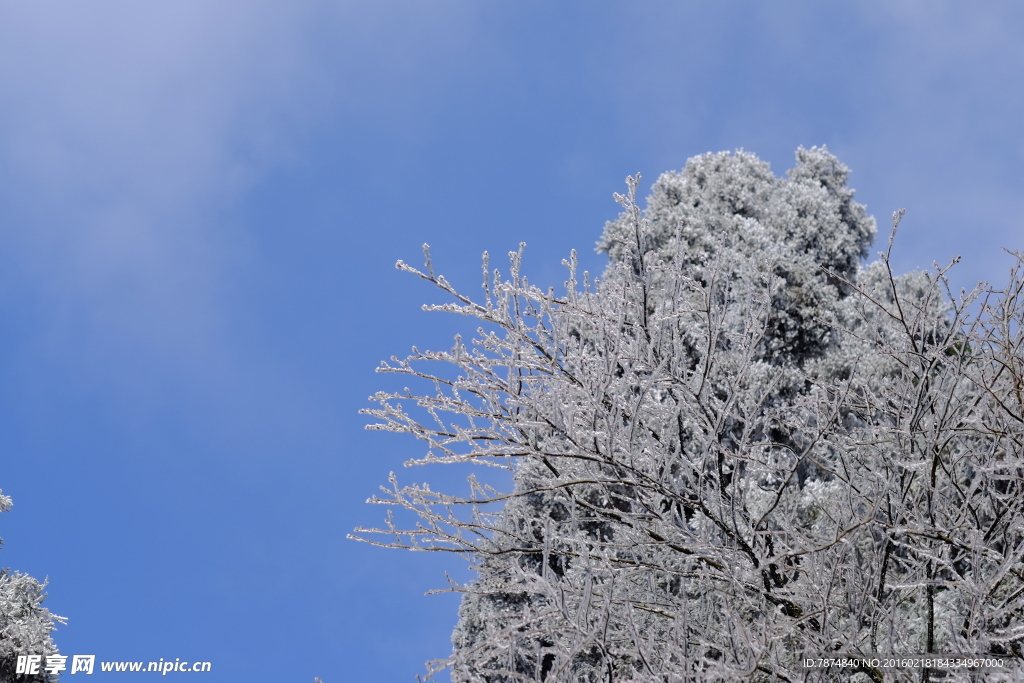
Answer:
[
  {"left": 0, "top": 2, "right": 311, "bottom": 361},
  {"left": 0, "top": 0, "right": 480, "bottom": 377}
]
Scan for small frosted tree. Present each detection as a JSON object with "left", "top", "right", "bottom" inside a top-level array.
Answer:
[
  {"left": 354, "top": 148, "right": 1024, "bottom": 682},
  {"left": 0, "top": 491, "right": 64, "bottom": 683}
]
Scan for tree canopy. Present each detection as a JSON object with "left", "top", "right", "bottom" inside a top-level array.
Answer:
[
  {"left": 355, "top": 147, "right": 1024, "bottom": 682},
  {"left": 0, "top": 491, "right": 64, "bottom": 683}
]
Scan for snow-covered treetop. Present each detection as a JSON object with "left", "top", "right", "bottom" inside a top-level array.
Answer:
[
  {"left": 0, "top": 489, "right": 65, "bottom": 683},
  {"left": 599, "top": 147, "right": 876, "bottom": 368}
]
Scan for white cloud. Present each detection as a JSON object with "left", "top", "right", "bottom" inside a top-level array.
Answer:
[
  {"left": 0, "top": 0, "right": 480, "bottom": 372},
  {"left": 0, "top": 2, "right": 312, "bottom": 360}
]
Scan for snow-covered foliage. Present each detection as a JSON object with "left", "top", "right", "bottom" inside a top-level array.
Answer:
[
  {"left": 355, "top": 148, "right": 1024, "bottom": 682},
  {"left": 0, "top": 491, "right": 64, "bottom": 683}
]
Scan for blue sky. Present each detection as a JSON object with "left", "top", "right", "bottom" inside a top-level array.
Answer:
[{"left": 0, "top": 2, "right": 1021, "bottom": 681}]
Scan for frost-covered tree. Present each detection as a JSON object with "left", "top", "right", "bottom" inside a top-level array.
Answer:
[
  {"left": 354, "top": 148, "right": 1024, "bottom": 682},
  {"left": 450, "top": 148, "right": 877, "bottom": 681},
  {"left": 0, "top": 491, "right": 64, "bottom": 683}
]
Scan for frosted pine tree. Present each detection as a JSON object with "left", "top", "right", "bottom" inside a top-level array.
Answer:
[
  {"left": 0, "top": 491, "right": 65, "bottom": 683},
  {"left": 448, "top": 147, "right": 877, "bottom": 680},
  {"left": 355, "top": 148, "right": 1024, "bottom": 682}
]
